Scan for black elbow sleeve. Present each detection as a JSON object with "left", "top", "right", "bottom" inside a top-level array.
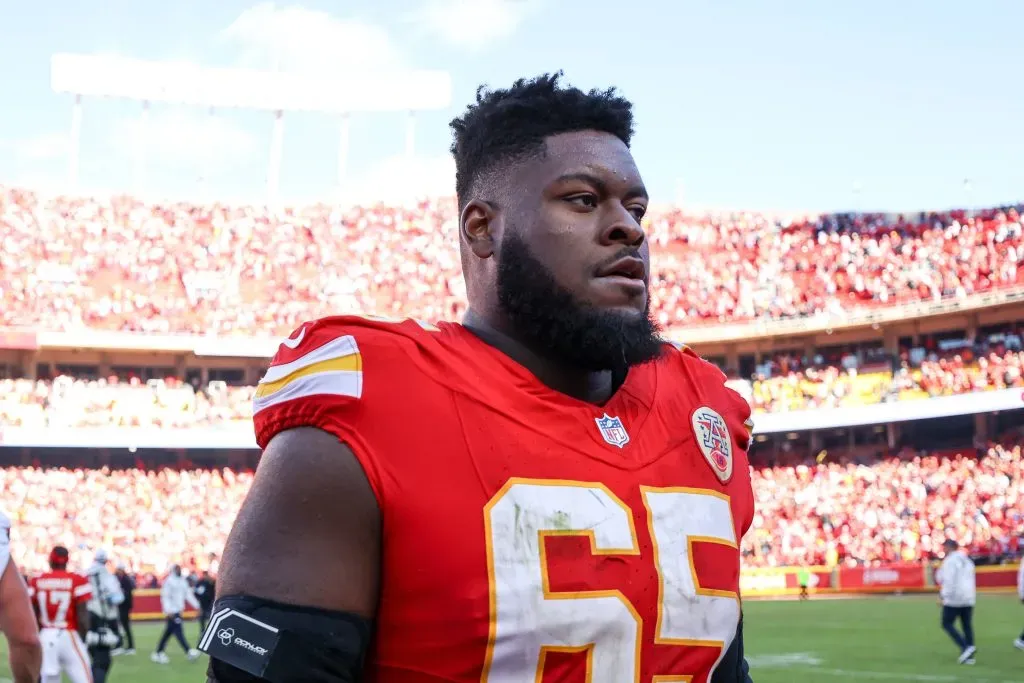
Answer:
[{"left": 203, "top": 595, "right": 372, "bottom": 683}]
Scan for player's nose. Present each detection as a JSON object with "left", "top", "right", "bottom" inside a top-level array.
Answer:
[{"left": 598, "top": 205, "right": 645, "bottom": 248}]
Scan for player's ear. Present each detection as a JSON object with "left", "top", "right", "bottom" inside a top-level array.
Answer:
[{"left": 460, "top": 199, "right": 497, "bottom": 259}]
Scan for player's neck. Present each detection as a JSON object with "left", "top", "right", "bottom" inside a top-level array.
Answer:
[{"left": 462, "top": 310, "right": 618, "bottom": 404}]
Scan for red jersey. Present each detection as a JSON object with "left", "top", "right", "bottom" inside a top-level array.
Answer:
[
  {"left": 253, "top": 315, "right": 755, "bottom": 683},
  {"left": 28, "top": 569, "right": 92, "bottom": 631}
]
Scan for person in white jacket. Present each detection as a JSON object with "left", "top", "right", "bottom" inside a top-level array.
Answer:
[
  {"left": 936, "top": 538, "right": 977, "bottom": 664},
  {"left": 151, "top": 565, "right": 201, "bottom": 664},
  {"left": 1015, "top": 559, "right": 1024, "bottom": 650}
]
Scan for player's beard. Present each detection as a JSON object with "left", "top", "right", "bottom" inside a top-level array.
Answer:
[{"left": 496, "top": 230, "right": 665, "bottom": 374}]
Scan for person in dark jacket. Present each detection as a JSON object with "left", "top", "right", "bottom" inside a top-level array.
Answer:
[
  {"left": 193, "top": 570, "right": 216, "bottom": 637},
  {"left": 112, "top": 563, "right": 136, "bottom": 655}
]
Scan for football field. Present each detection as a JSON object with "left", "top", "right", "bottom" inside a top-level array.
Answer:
[{"left": 2, "top": 594, "right": 1021, "bottom": 682}]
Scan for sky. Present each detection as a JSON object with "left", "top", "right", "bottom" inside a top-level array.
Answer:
[{"left": 0, "top": 0, "right": 1021, "bottom": 212}]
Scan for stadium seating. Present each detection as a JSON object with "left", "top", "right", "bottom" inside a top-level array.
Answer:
[
  {"left": 2, "top": 188, "right": 1022, "bottom": 577},
  {"left": 745, "top": 442, "right": 1023, "bottom": 568},
  {"left": 750, "top": 346, "right": 1024, "bottom": 413},
  {"left": 2, "top": 187, "right": 1021, "bottom": 334},
  {"left": 4, "top": 442, "right": 1020, "bottom": 575}
]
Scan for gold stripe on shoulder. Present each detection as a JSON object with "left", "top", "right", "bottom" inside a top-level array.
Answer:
[{"left": 256, "top": 354, "right": 361, "bottom": 399}]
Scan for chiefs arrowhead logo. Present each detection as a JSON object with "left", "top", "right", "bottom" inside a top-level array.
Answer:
[{"left": 691, "top": 406, "right": 734, "bottom": 484}]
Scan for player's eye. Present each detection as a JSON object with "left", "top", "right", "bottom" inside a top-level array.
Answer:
[
  {"left": 565, "top": 194, "right": 599, "bottom": 209},
  {"left": 628, "top": 205, "right": 647, "bottom": 221}
]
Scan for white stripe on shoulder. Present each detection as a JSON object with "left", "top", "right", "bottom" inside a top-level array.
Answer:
[
  {"left": 262, "top": 334, "right": 359, "bottom": 385},
  {"left": 73, "top": 584, "right": 92, "bottom": 597},
  {"left": 253, "top": 370, "right": 362, "bottom": 414}
]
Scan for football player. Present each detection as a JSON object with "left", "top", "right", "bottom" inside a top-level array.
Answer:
[
  {"left": 0, "top": 510, "right": 42, "bottom": 683},
  {"left": 205, "top": 73, "right": 756, "bottom": 683},
  {"left": 28, "top": 546, "right": 94, "bottom": 683}
]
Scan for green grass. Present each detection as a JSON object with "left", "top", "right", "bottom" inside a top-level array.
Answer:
[
  {"left": 0, "top": 619, "right": 209, "bottom": 683},
  {"left": 3, "top": 595, "right": 1022, "bottom": 681},
  {"left": 743, "top": 594, "right": 1023, "bottom": 682}
]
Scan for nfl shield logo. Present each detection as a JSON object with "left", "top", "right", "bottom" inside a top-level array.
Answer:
[
  {"left": 691, "top": 406, "right": 734, "bottom": 483},
  {"left": 595, "top": 414, "right": 630, "bottom": 448}
]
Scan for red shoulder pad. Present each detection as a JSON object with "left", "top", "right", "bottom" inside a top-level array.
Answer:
[
  {"left": 253, "top": 314, "right": 440, "bottom": 449},
  {"left": 252, "top": 314, "right": 443, "bottom": 504}
]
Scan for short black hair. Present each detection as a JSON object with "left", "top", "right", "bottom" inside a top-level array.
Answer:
[{"left": 449, "top": 71, "right": 635, "bottom": 208}]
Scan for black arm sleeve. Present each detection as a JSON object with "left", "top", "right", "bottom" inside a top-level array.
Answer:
[
  {"left": 203, "top": 595, "right": 371, "bottom": 683},
  {"left": 711, "top": 612, "right": 753, "bottom": 683}
]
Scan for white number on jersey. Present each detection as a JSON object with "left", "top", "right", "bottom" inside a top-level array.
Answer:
[
  {"left": 36, "top": 589, "right": 72, "bottom": 628},
  {"left": 482, "top": 479, "right": 740, "bottom": 682}
]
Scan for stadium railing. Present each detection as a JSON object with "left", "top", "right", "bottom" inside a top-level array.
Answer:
[{"left": 668, "top": 284, "right": 1024, "bottom": 344}]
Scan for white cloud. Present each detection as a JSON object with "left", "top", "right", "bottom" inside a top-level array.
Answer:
[
  {"left": 409, "top": 0, "right": 542, "bottom": 51},
  {"left": 221, "top": 3, "right": 403, "bottom": 73},
  {"left": 341, "top": 153, "right": 455, "bottom": 204},
  {"left": 12, "top": 133, "right": 70, "bottom": 161},
  {"left": 110, "top": 110, "right": 257, "bottom": 169}
]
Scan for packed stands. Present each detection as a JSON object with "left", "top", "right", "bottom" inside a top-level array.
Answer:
[
  {"left": 2, "top": 465, "right": 249, "bottom": 583},
  {"left": 750, "top": 332, "right": 1024, "bottom": 413},
  {"left": 745, "top": 441, "right": 1024, "bottom": 568},
  {"left": 2, "top": 187, "right": 1021, "bottom": 335},
  {"left": 3, "top": 441, "right": 1021, "bottom": 575},
  {"left": 2, "top": 187, "right": 1023, "bottom": 581}
]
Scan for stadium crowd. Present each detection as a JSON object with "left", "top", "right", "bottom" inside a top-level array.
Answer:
[
  {"left": 750, "top": 332, "right": 1024, "bottom": 413},
  {"left": 2, "top": 465, "right": 249, "bottom": 584},
  {"left": 746, "top": 441, "right": 1024, "bottom": 568},
  {"left": 1, "top": 188, "right": 1021, "bottom": 334},
  {"left": 3, "top": 441, "right": 1020, "bottom": 575},
  {"left": 2, "top": 188, "right": 1023, "bottom": 577}
]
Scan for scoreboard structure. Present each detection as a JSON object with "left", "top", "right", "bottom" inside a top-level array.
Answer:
[{"left": 49, "top": 53, "right": 453, "bottom": 202}]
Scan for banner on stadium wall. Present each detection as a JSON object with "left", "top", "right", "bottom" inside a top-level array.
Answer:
[
  {"left": 939, "top": 563, "right": 1021, "bottom": 591},
  {"left": 837, "top": 564, "right": 928, "bottom": 592},
  {"left": 975, "top": 564, "right": 1021, "bottom": 590},
  {"left": 0, "top": 329, "right": 38, "bottom": 350},
  {"left": 739, "top": 566, "right": 835, "bottom": 597},
  {"left": 124, "top": 564, "right": 1020, "bottom": 618},
  {"left": 132, "top": 588, "right": 199, "bottom": 621}
]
